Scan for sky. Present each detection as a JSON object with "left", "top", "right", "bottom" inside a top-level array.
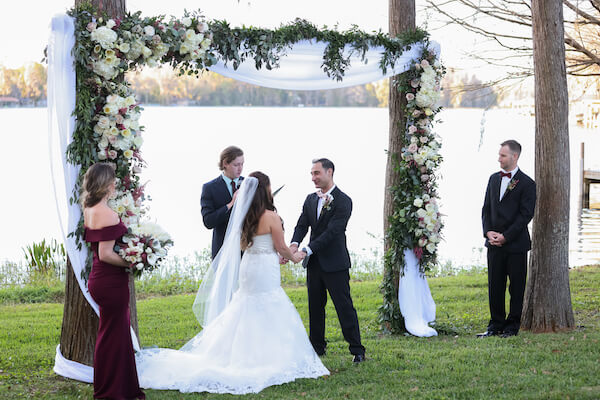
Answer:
[{"left": 0, "top": 0, "right": 506, "bottom": 81}]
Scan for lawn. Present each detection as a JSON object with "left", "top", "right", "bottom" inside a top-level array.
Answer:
[{"left": 1, "top": 267, "right": 599, "bottom": 399}]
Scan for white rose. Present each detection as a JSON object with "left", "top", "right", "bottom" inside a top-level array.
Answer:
[
  {"left": 182, "top": 17, "right": 192, "bottom": 27},
  {"left": 426, "top": 242, "right": 436, "bottom": 253},
  {"left": 147, "top": 253, "right": 158, "bottom": 266},
  {"left": 106, "top": 19, "right": 116, "bottom": 29},
  {"left": 413, "top": 198, "right": 423, "bottom": 208},
  {"left": 133, "top": 136, "right": 144, "bottom": 147},
  {"left": 418, "top": 237, "right": 427, "bottom": 247},
  {"left": 118, "top": 42, "right": 130, "bottom": 53},
  {"left": 144, "top": 25, "right": 155, "bottom": 37},
  {"left": 124, "top": 149, "right": 134, "bottom": 159},
  {"left": 142, "top": 46, "right": 152, "bottom": 58},
  {"left": 136, "top": 263, "right": 144, "bottom": 270},
  {"left": 179, "top": 43, "right": 189, "bottom": 55},
  {"left": 121, "top": 128, "right": 132, "bottom": 138},
  {"left": 91, "top": 26, "right": 118, "bottom": 49}
]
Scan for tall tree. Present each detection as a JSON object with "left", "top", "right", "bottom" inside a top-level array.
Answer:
[
  {"left": 521, "top": 0, "right": 575, "bottom": 332},
  {"left": 60, "top": 0, "right": 132, "bottom": 367},
  {"left": 383, "top": 0, "right": 415, "bottom": 325}
]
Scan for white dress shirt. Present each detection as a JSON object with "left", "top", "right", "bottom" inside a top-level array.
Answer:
[
  {"left": 293, "top": 185, "right": 336, "bottom": 257},
  {"left": 499, "top": 166, "right": 519, "bottom": 201}
]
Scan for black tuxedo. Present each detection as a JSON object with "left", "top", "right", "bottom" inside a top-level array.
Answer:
[
  {"left": 292, "top": 186, "right": 365, "bottom": 356},
  {"left": 481, "top": 169, "right": 536, "bottom": 333},
  {"left": 201, "top": 175, "right": 244, "bottom": 259}
]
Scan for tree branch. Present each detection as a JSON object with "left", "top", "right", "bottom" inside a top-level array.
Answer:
[{"left": 563, "top": 0, "right": 600, "bottom": 25}]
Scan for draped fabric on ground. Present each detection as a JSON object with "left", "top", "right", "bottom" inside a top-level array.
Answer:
[{"left": 48, "top": 12, "right": 440, "bottom": 383}]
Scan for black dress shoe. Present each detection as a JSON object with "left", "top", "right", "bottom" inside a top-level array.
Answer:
[
  {"left": 476, "top": 330, "right": 501, "bottom": 338},
  {"left": 500, "top": 331, "right": 518, "bottom": 338},
  {"left": 352, "top": 354, "right": 366, "bottom": 363}
]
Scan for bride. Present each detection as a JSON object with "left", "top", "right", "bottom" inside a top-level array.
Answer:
[{"left": 136, "top": 172, "right": 329, "bottom": 394}]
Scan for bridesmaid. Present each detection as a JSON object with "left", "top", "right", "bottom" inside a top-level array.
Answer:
[{"left": 82, "top": 163, "right": 145, "bottom": 400}]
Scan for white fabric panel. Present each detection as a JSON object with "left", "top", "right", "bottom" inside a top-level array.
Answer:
[
  {"left": 208, "top": 40, "right": 440, "bottom": 90},
  {"left": 398, "top": 249, "right": 438, "bottom": 337}
]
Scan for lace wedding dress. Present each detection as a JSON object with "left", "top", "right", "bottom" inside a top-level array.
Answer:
[{"left": 135, "top": 233, "right": 329, "bottom": 394}]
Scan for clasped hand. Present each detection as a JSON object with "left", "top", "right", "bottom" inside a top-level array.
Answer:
[
  {"left": 486, "top": 231, "right": 506, "bottom": 247},
  {"left": 279, "top": 243, "right": 306, "bottom": 264}
]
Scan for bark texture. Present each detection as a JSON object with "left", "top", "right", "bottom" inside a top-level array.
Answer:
[{"left": 522, "top": 0, "right": 575, "bottom": 332}]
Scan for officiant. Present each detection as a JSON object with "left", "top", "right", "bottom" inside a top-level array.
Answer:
[{"left": 201, "top": 145, "right": 245, "bottom": 259}]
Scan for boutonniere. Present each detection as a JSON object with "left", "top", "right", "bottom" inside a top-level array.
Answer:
[
  {"left": 506, "top": 179, "right": 519, "bottom": 192},
  {"left": 322, "top": 194, "right": 334, "bottom": 211}
]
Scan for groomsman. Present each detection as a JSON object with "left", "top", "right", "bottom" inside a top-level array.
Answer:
[
  {"left": 201, "top": 146, "right": 244, "bottom": 259},
  {"left": 479, "top": 140, "right": 536, "bottom": 338},
  {"left": 291, "top": 158, "right": 366, "bottom": 362}
]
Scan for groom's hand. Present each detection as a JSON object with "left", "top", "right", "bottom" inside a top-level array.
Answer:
[{"left": 289, "top": 243, "right": 298, "bottom": 253}]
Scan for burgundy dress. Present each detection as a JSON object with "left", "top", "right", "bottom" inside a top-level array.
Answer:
[{"left": 85, "top": 222, "right": 145, "bottom": 400}]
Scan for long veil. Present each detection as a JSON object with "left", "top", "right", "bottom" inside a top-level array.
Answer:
[{"left": 192, "top": 176, "right": 258, "bottom": 327}]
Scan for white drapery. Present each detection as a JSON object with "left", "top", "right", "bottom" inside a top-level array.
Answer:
[
  {"left": 48, "top": 12, "right": 440, "bottom": 383},
  {"left": 208, "top": 40, "right": 439, "bottom": 90},
  {"left": 398, "top": 249, "right": 438, "bottom": 337}
]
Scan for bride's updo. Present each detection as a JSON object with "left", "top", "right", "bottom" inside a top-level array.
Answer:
[
  {"left": 81, "top": 162, "right": 116, "bottom": 208},
  {"left": 241, "top": 171, "right": 275, "bottom": 250}
]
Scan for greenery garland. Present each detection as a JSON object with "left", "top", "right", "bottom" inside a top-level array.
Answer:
[{"left": 65, "top": 3, "right": 444, "bottom": 323}]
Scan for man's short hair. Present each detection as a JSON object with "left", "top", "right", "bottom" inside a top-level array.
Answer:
[
  {"left": 501, "top": 140, "right": 522, "bottom": 156},
  {"left": 312, "top": 158, "right": 335, "bottom": 174}
]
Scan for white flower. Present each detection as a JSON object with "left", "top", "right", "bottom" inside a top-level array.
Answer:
[
  {"left": 413, "top": 198, "right": 423, "bottom": 208},
  {"left": 144, "top": 25, "right": 155, "bottom": 37},
  {"left": 121, "top": 128, "right": 132, "bottom": 138},
  {"left": 118, "top": 42, "right": 130, "bottom": 53},
  {"left": 133, "top": 136, "right": 144, "bottom": 147},
  {"left": 418, "top": 237, "right": 427, "bottom": 247},
  {"left": 124, "top": 149, "right": 134, "bottom": 158},
  {"left": 182, "top": 17, "right": 192, "bottom": 27},
  {"left": 106, "top": 19, "right": 116, "bottom": 29},
  {"left": 408, "top": 125, "right": 417, "bottom": 134},
  {"left": 98, "top": 116, "right": 111, "bottom": 129},
  {"left": 136, "top": 263, "right": 144, "bottom": 270},
  {"left": 142, "top": 46, "right": 152, "bottom": 58},
  {"left": 426, "top": 242, "right": 436, "bottom": 253},
  {"left": 408, "top": 143, "right": 418, "bottom": 153},
  {"left": 179, "top": 43, "right": 190, "bottom": 55},
  {"left": 91, "top": 26, "right": 118, "bottom": 49},
  {"left": 420, "top": 136, "right": 429, "bottom": 143},
  {"left": 93, "top": 60, "right": 117, "bottom": 80},
  {"left": 147, "top": 253, "right": 158, "bottom": 266}
]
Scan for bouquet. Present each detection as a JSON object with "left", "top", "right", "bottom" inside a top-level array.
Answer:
[{"left": 115, "top": 222, "right": 173, "bottom": 276}]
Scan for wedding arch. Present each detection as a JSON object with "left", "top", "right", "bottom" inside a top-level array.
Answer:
[{"left": 48, "top": 3, "right": 444, "bottom": 382}]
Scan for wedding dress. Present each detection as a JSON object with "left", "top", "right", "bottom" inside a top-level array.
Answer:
[{"left": 135, "top": 177, "right": 328, "bottom": 394}]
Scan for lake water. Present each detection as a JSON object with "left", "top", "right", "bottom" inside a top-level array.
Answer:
[{"left": 1, "top": 106, "right": 599, "bottom": 268}]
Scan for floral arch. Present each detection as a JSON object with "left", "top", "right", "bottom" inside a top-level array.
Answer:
[{"left": 48, "top": 4, "right": 444, "bottom": 378}]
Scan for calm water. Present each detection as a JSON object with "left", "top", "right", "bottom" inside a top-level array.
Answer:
[{"left": 1, "top": 106, "right": 598, "bottom": 268}]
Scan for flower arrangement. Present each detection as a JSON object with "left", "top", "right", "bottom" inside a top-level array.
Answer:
[
  {"left": 380, "top": 45, "right": 445, "bottom": 333},
  {"left": 115, "top": 222, "right": 173, "bottom": 276}
]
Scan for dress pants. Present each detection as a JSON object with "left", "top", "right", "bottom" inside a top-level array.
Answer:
[
  {"left": 487, "top": 247, "right": 528, "bottom": 333},
  {"left": 306, "top": 255, "right": 365, "bottom": 356}
]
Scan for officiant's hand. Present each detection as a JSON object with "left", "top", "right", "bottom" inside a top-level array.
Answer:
[{"left": 227, "top": 190, "right": 239, "bottom": 210}]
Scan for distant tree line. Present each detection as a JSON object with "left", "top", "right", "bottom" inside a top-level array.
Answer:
[{"left": 1, "top": 62, "right": 502, "bottom": 108}]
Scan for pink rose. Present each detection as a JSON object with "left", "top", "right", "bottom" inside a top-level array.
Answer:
[
  {"left": 412, "top": 110, "right": 421, "bottom": 117},
  {"left": 406, "top": 93, "right": 415, "bottom": 101},
  {"left": 420, "top": 166, "right": 428, "bottom": 173},
  {"left": 421, "top": 59, "right": 430, "bottom": 67},
  {"left": 408, "top": 143, "right": 418, "bottom": 153},
  {"left": 115, "top": 114, "right": 124, "bottom": 124},
  {"left": 408, "top": 125, "right": 418, "bottom": 134},
  {"left": 87, "top": 22, "right": 97, "bottom": 32},
  {"left": 108, "top": 135, "right": 118, "bottom": 144},
  {"left": 421, "top": 174, "right": 430, "bottom": 182},
  {"left": 108, "top": 150, "right": 118, "bottom": 159},
  {"left": 410, "top": 79, "right": 420, "bottom": 88}
]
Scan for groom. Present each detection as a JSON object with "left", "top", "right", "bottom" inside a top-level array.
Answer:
[
  {"left": 479, "top": 140, "right": 536, "bottom": 338},
  {"left": 290, "top": 158, "right": 366, "bottom": 363},
  {"left": 201, "top": 146, "right": 244, "bottom": 259}
]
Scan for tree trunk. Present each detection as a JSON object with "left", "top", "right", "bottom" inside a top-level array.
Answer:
[
  {"left": 521, "top": 0, "right": 575, "bottom": 332},
  {"left": 384, "top": 0, "right": 415, "bottom": 289},
  {"left": 59, "top": 0, "right": 137, "bottom": 367},
  {"left": 75, "top": 0, "right": 125, "bottom": 19},
  {"left": 59, "top": 259, "right": 98, "bottom": 366}
]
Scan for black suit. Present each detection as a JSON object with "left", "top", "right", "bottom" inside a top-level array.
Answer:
[
  {"left": 292, "top": 186, "right": 365, "bottom": 356},
  {"left": 201, "top": 176, "right": 243, "bottom": 259},
  {"left": 482, "top": 169, "right": 536, "bottom": 333}
]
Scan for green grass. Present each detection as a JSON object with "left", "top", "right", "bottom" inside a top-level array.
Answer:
[{"left": 1, "top": 267, "right": 599, "bottom": 399}]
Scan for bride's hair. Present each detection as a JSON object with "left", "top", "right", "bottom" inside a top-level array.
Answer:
[
  {"left": 241, "top": 171, "right": 275, "bottom": 250},
  {"left": 81, "top": 162, "right": 116, "bottom": 208}
]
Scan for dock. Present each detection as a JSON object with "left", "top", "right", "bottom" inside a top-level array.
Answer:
[{"left": 580, "top": 143, "right": 600, "bottom": 210}]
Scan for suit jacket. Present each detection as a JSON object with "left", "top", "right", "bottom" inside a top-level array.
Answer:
[
  {"left": 291, "top": 186, "right": 352, "bottom": 272},
  {"left": 482, "top": 169, "right": 536, "bottom": 253},
  {"left": 201, "top": 175, "right": 244, "bottom": 258}
]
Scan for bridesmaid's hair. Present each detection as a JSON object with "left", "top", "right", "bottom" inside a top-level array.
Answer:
[
  {"left": 241, "top": 171, "right": 275, "bottom": 250},
  {"left": 218, "top": 146, "right": 244, "bottom": 170},
  {"left": 81, "top": 163, "right": 116, "bottom": 208}
]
